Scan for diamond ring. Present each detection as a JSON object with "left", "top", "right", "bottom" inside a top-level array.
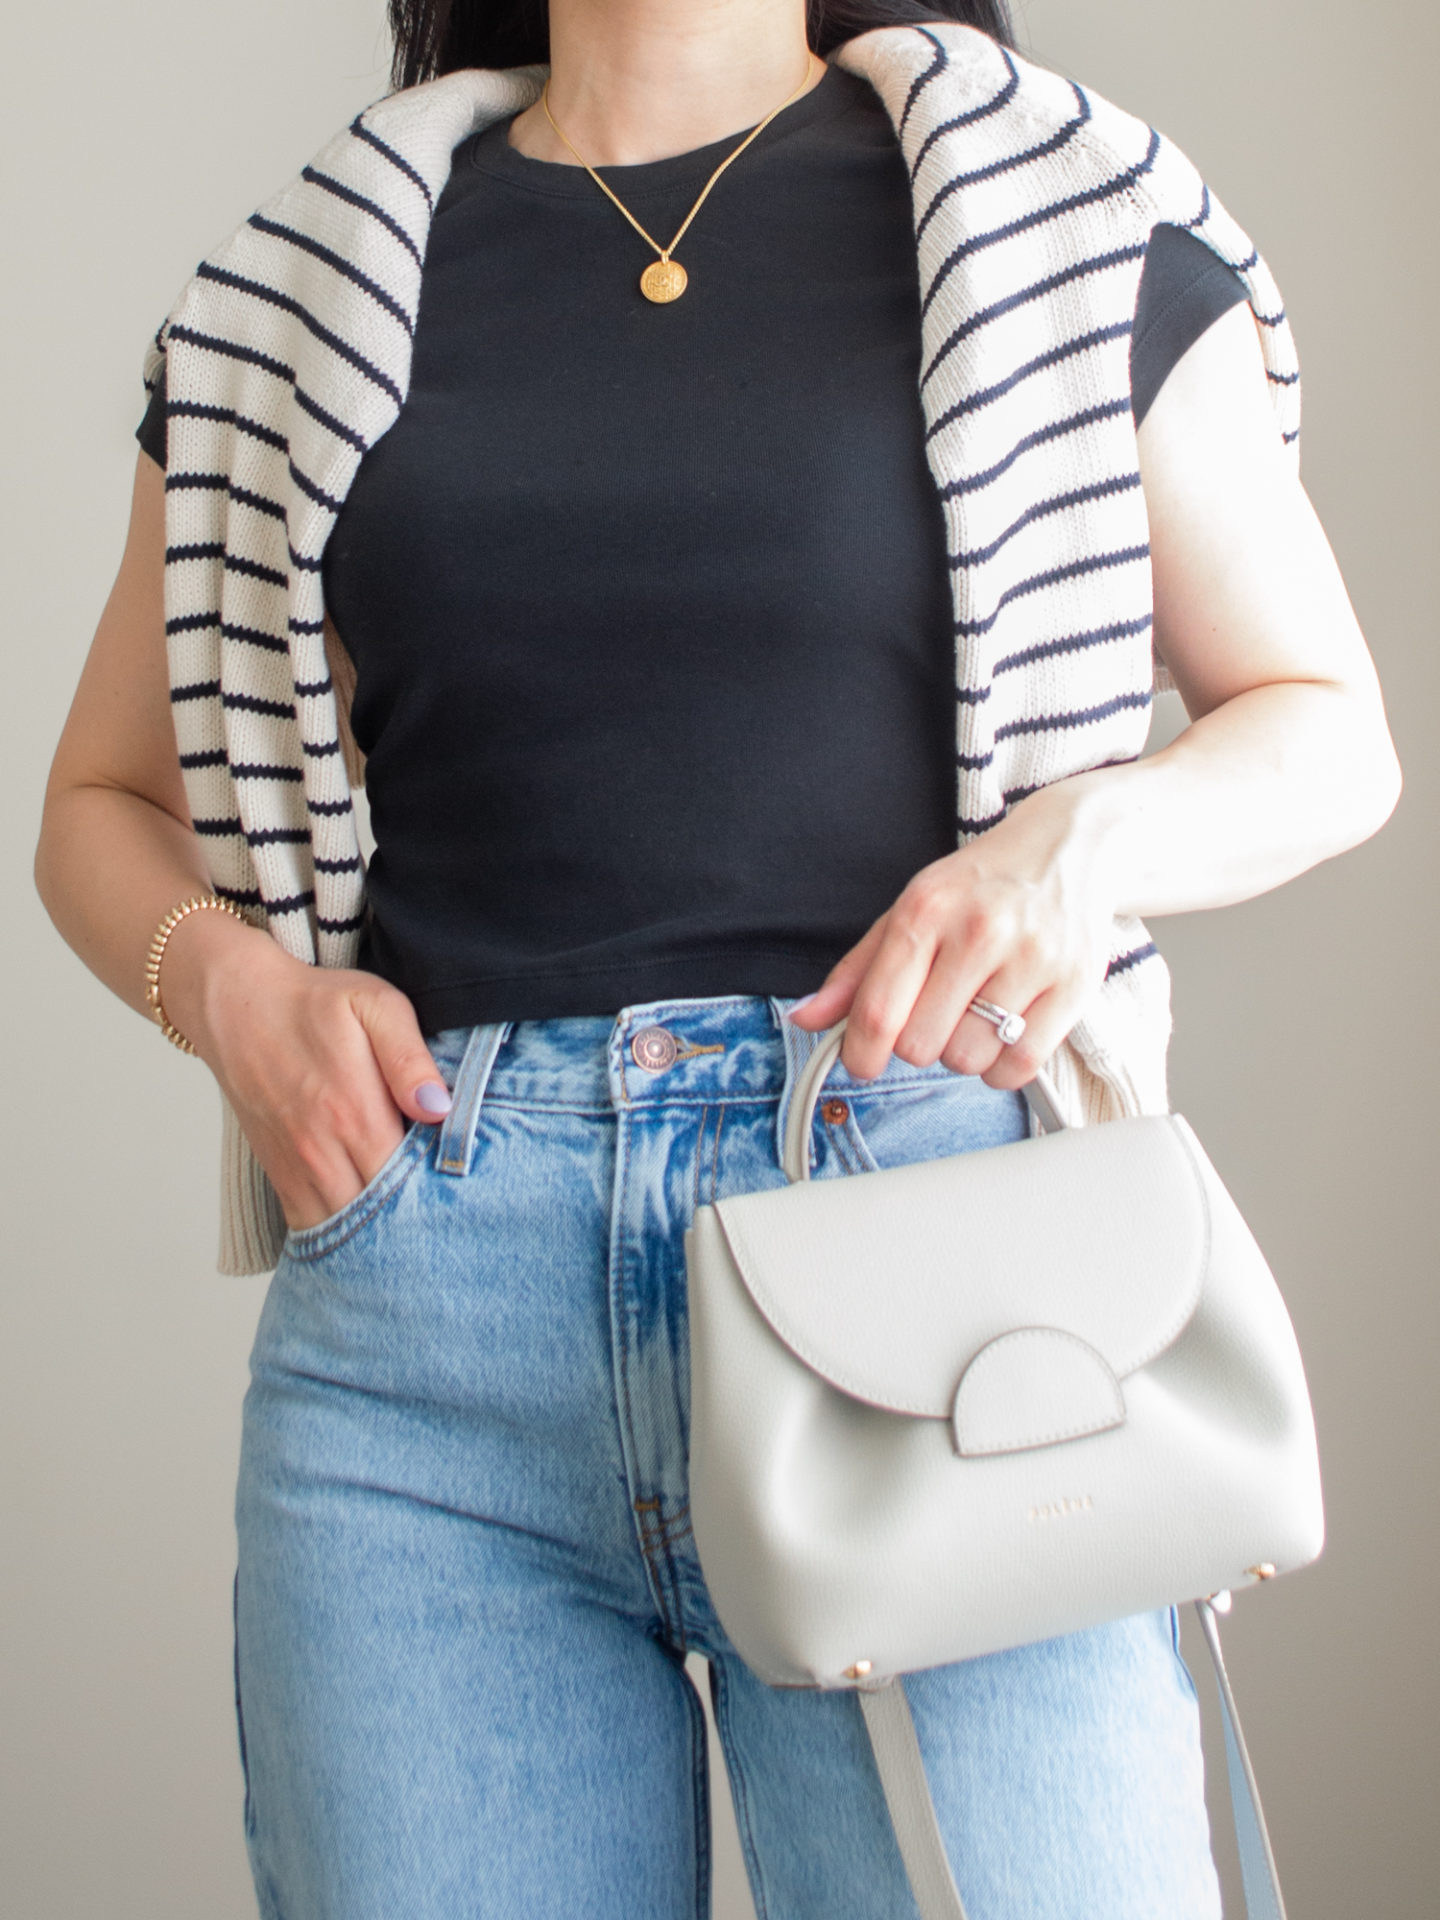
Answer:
[{"left": 967, "top": 997, "right": 1026, "bottom": 1046}]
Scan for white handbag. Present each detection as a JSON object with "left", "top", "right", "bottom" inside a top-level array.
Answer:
[{"left": 685, "top": 1018, "right": 1324, "bottom": 1920}]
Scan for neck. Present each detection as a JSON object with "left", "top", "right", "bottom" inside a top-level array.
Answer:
[{"left": 507, "top": 0, "right": 823, "bottom": 166}]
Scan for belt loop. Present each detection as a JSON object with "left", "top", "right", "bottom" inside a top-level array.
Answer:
[
  {"left": 437, "top": 1022, "right": 511, "bottom": 1177},
  {"left": 770, "top": 997, "right": 824, "bottom": 1175}
]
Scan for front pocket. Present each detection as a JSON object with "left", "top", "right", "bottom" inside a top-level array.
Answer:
[
  {"left": 282, "top": 1120, "right": 429, "bottom": 1261},
  {"left": 837, "top": 1071, "right": 1030, "bottom": 1176}
]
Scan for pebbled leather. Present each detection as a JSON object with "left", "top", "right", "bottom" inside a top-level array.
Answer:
[
  {"left": 689, "top": 1017, "right": 1317, "bottom": 1920},
  {"left": 950, "top": 1327, "right": 1126, "bottom": 1457},
  {"left": 715, "top": 1117, "right": 1211, "bottom": 1415}
]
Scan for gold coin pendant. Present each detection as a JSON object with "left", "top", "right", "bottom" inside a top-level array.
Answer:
[{"left": 640, "top": 258, "right": 688, "bottom": 304}]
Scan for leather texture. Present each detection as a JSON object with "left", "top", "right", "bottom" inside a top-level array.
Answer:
[
  {"left": 688, "top": 1023, "right": 1323, "bottom": 1687},
  {"left": 686, "top": 1018, "right": 1321, "bottom": 1918}
]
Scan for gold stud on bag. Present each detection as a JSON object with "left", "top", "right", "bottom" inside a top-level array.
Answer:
[{"left": 684, "top": 1016, "right": 1323, "bottom": 1920}]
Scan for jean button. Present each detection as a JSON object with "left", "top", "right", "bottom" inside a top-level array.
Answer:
[{"left": 631, "top": 1026, "right": 679, "bottom": 1073}]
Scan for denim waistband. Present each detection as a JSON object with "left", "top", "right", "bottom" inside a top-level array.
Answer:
[
  {"left": 426, "top": 993, "right": 996, "bottom": 1182},
  {"left": 431, "top": 995, "right": 813, "bottom": 1111}
]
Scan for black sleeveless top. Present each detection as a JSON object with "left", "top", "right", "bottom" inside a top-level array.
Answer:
[{"left": 139, "top": 64, "right": 1243, "bottom": 1031}]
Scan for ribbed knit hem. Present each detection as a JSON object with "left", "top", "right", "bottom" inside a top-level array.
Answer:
[{"left": 219, "top": 1096, "right": 286, "bottom": 1275}]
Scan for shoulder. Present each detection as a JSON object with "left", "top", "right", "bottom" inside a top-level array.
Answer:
[
  {"left": 837, "top": 23, "right": 1228, "bottom": 243},
  {"left": 148, "top": 63, "right": 546, "bottom": 361},
  {"left": 835, "top": 23, "right": 1300, "bottom": 451}
]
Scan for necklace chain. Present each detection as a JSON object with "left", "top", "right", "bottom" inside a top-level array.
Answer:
[{"left": 540, "top": 51, "right": 820, "bottom": 302}]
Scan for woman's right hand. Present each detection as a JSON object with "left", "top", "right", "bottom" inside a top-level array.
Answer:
[
  {"left": 31, "top": 451, "right": 451, "bottom": 1235},
  {"left": 160, "top": 909, "right": 452, "bottom": 1231}
]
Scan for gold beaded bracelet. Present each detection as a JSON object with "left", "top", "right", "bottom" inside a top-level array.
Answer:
[{"left": 143, "top": 893, "right": 252, "bottom": 1054}]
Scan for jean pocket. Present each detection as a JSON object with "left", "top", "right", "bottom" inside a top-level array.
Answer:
[
  {"left": 282, "top": 1120, "right": 430, "bottom": 1262},
  {"left": 829, "top": 1068, "right": 1030, "bottom": 1177}
]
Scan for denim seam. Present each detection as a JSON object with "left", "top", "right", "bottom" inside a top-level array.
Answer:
[
  {"left": 478, "top": 1080, "right": 982, "bottom": 1117},
  {"left": 473, "top": 1097, "right": 616, "bottom": 1117},
  {"left": 623, "top": 993, "right": 800, "bottom": 1020},
  {"left": 616, "top": 1092, "right": 780, "bottom": 1113},
  {"left": 232, "top": 1571, "right": 255, "bottom": 1841},
  {"left": 282, "top": 1126, "right": 430, "bottom": 1262},
  {"left": 613, "top": 1119, "right": 651, "bottom": 1607},
  {"left": 237, "top": 1606, "right": 286, "bottom": 1920},
  {"left": 707, "top": 1103, "right": 725, "bottom": 1207},
  {"left": 682, "top": 1658, "right": 713, "bottom": 1920},
  {"left": 656, "top": 1521, "right": 689, "bottom": 1656},
  {"left": 635, "top": 1501, "right": 681, "bottom": 1650},
  {"left": 692, "top": 1107, "right": 710, "bottom": 1219},
  {"left": 822, "top": 1119, "right": 870, "bottom": 1178},
  {"left": 611, "top": 1104, "right": 698, "bottom": 1651},
  {"left": 251, "top": 1861, "right": 287, "bottom": 1920},
  {"left": 709, "top": 1662, "right": 775, "bottom": 1920},
  {"left": 840, "top": 1113, "right": 883, "bottom": 1174}
]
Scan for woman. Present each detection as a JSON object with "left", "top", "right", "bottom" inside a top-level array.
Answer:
[{"left": 35, "top": 0, "right": 1400, "bottom": 1911}]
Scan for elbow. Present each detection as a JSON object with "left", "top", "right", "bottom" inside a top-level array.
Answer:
[
  {"left": 1338, "top": 726, "right": 1404, "bottom": 853},
  {"left": 33, "top": 796, "right": 62, "bottom": 923},
  {"left": 1375, "top": 737, "right": 1404, "bottom": 828}
]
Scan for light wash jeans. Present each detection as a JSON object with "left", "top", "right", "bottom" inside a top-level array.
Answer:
[{"left": 235, "top": 994, "right": 1221, "bottom": 1919}]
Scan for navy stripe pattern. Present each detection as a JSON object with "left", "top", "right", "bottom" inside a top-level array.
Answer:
[{"left": 143, "top": 30, "right": 1299, "bottom": 1268}]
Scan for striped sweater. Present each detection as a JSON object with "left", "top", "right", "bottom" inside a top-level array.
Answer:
[{"left": 143, "top": 22, "right": 1300, "bottom": 1273}]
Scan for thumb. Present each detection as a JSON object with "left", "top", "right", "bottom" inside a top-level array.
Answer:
[{"left": 353, "top": 985, "right": 452, "bottom": 1123}]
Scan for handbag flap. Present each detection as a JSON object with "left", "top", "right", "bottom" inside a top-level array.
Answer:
[{"left": 711, "top": 1115, "right": 1211, "bottom": 1419}]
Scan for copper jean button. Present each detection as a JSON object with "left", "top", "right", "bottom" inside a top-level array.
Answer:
[
  {"left": 821, "top": 1098, "right": 850, "bottom": 1125},
  {"left": 631, "top": 1026, "right": 679, "bottom": 1073}
]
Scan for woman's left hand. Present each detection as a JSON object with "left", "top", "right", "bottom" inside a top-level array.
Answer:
[
  {"left": 784, "top": 780, "right": 1118, "bottom": 1088},
  {"left": 790, "top": 293, "right": 1410, "bottom": 1088}
]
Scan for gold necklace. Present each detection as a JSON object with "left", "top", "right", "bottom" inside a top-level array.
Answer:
[{"left": 540, "top": 53, "right": 820, "bottom": 304}]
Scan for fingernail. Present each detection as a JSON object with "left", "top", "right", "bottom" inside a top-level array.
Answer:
[
  {"left": 414, "top": 1082, "right": 452, "bottom": 1116},
  {"left": 784, "top": 994, "right": 818, "bottom": 1022}
]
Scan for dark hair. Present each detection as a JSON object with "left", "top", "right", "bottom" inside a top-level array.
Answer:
[{"left": 389, "top": 0, "right": 1014, "bottom": 93}]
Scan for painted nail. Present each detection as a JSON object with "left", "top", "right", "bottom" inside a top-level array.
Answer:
[
  {"left": 414, "top": 1082, "right": 452, "bottom": 1117},
  {"left": 784, "top": 993, "right": 818, "bottom": 1021}
]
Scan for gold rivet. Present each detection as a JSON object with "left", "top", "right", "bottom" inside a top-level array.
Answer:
[
  {"left": 1247, "top": 1562, "right": 1278, "bottom": 1581},
  {"left": 844, "top": 1660, "right": 873, "bottom": 1680},
  {"left": 822, "top": 1098, "right": 851, "bottom": 1125}
]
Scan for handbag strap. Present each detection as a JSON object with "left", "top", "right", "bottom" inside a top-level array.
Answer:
[
  {"left": 783, "top": 1029, "right": 1288, "bottom": 1914},
  {"left": 782, "top": 1018, "right": 1069, "bottom": 1182},
  {"left": 859, "top": 1597, "right": 1287, "bottom": 1920}
]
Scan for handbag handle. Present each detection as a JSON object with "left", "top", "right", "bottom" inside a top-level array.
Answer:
[{"left": 783, "top": 1017, "right": 1067, "bottom": 1184}]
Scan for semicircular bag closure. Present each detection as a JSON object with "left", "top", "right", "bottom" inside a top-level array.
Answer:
[{"left": 951, "top": 1327, "right": 1126, "bottom": 1456}]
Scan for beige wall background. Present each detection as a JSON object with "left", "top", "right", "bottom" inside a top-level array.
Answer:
[{"left": 3, "top": 0, "right": 1434, "bottom": 1914}]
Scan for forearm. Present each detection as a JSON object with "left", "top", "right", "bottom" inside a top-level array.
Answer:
[
  {"left": 34, "top": 781, "right": 272, "bottom": 1029},
  {"left": 1033, "top": 678, "right": 1403, "bottom": 922}
]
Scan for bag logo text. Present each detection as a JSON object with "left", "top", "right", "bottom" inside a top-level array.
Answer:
[{"left": 1028, "top": 1494, "right": 1095, "bottom": 1523}]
